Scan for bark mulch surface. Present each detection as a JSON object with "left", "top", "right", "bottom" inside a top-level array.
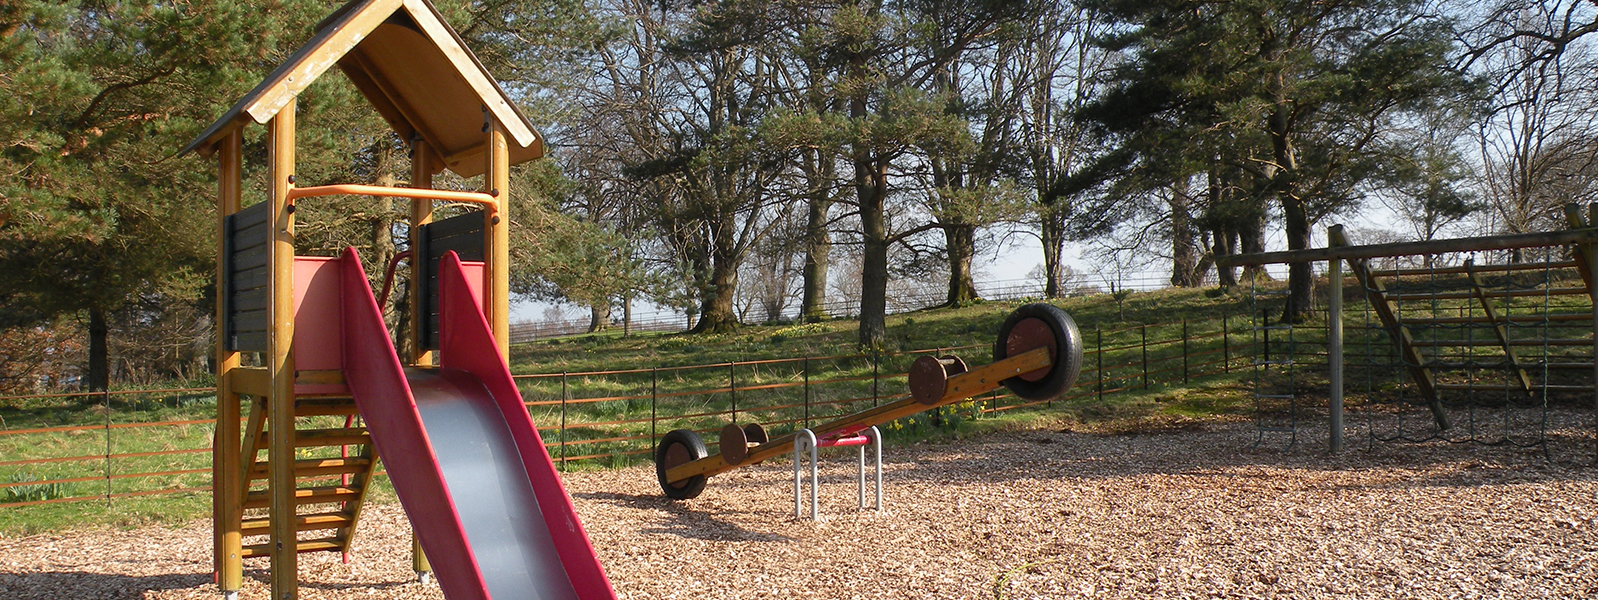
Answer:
[{"left": 4, "top": 419, "right": 1597, "bottom": 599}]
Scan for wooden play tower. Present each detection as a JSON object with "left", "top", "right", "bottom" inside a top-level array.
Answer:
[{"left": 184, "top": 1, "right": 543, "bottom": 598}]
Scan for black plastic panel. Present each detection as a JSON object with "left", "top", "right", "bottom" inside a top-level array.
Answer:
[
  {"left": 414, "top": 211, "right": 485, "bottom": 350},
  {"left": 225, "top": 202, "right": 272, "bottom": 352}
]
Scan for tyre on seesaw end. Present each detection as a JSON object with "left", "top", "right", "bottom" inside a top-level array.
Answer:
[
  {"left": 655, "top": 429, "right": 709, "bottom": 500},
  {"left": 992, "top": 303, "right": 1084, "bottom": 401}
]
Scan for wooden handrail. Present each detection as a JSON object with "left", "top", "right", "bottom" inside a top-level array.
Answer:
[{"left": 1218, "top": 227, "right": 1598, "bottom": 267}]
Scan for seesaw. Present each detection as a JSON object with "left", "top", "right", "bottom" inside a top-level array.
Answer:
[{"left": 653, "top": 303, "right": 1084, "bottom": 500}]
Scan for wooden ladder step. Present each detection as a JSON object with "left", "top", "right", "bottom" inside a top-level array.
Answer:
[
  {"left": 1371, "top": 260, "right": 1579, "bottom": 277},
  {"left": 298, "top": 427, "right": 370, "bottom": 447},
  {"left": 253, "top": 428, "right": 371, "bottom": 450},
  {"left": 240, "top": 536, "right": 344, "bottom": 558},
  {"left": 1388, "top": 287, "right": 1589, "bottom": 301},
  {"left": 240, "top": 511, "right": 354, "bottom": 535},
  {"left": 295, "top": 396, "right": 359, "bottom": 417},
  {"left": 1409, "top": 338, "right": 1593, "bottom": 347},
  {"left": 243, "top": 485, "right": 361, "bottom": 509},
  {"left": 1436, "top": 383, "right": 1592, "bottom": 392},
  {"left": 1406, "top": 313, "right": 1593, "bottom": 325},
  {"left": 248, "top": 457, "right": 371, "bottom": 480}
]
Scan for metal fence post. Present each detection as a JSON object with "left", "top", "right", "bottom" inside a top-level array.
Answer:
[
  {"left": 650, "top": 367, "right": 658, "bottom": 451},
  {"left": 803, "top": 356, "right": 811, "bottom": 429},
  {"left": 1141, "top": 324, "right": 1149, "bottom": 389},
  {"left": 1223, "top": 313, "right": 1231, "bottom": 373},
  {"left": 103, "top": 391, "right": 112, "bottom": 501},
  {"left": 1182, "top": 319, "right": 1189, "bottom": 384},
  {"left": 1329, "top": 253, "right": 1344, "bottom": 454},
  {"left": 560, "top": 372, "right": 568, "bottom": 471},
  {"left": 1096, "top": 328, "right": 1104, "bottom": 403},
  {"left": 872, "top": 351, "right": 880, "bottom": 407},
  {"left": 728, "top": 361, "right": 737, "bottom": 424}
]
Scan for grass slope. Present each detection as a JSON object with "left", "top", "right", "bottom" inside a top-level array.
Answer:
[{"left": 3, "top": 287, "right": 1263, "bottom": 536}]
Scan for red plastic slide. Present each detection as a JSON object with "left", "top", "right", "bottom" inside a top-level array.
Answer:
[{"left": 338, "top": 247, "right": 615, "bottom": 600}]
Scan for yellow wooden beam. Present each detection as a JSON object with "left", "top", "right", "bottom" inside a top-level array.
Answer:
[
  {"left": 1563, "top": 203, "right": 1597, "bottom": 301},
  {"left": 408, "top": 137, "right": 434, "bottom": 579},
  {"left": 410, "top": 138, "right": 435, "bottom": 369},
  {"left": 664, "top": 347, "right": 1052, "bottom": 483},
  {"left": 484, "top": 121, "right": 510, "bottom": 360},
  {"left": 1329, "top": 227, "right": 1450, "bottom": 430},
  {"left": 238, "top": 396, "right": 267, "bottom": 499},
  {"left": 267, "top": 99, "right": 300, "bottom": 600},
  {"left": 243, "top": 0, "right": 404, "bottom": 124},
  {"left": 294, "top": 370, "right": 345, "bottom": 386},
  {"left": 232, "top": 367, "right": 270, "bottom": 398},
  {"left": 213, "top": 128, "right": 244, "bottom": 594}
]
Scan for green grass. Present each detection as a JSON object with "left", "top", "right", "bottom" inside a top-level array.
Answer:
[
  {"left": 507, "top": 287, "right": 1247, "bottom": 374},
  {"left": 509, "top": 288, "right": 1259, "bottom": 473},
  {"left": 0, "top": 284, "right": 1356, "bottom": 536}
]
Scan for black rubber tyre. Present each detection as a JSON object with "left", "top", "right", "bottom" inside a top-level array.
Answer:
[
  {"left": 655, "top": 429, "right": 709, "bottom": 500},
  {"left": 993, "top": 303, "right": 1084, "bottom": 401}
]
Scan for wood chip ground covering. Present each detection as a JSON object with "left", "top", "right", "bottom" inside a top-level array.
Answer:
[{"left": 5, "top": 418, "right": 1598, "bottom": 599}]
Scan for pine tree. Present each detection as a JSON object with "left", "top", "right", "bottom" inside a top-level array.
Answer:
[
  {"left": 1078, "top": 0, "right": 1476, "bottom": 321},
  {"left": 0, "top": 0, "right": 370, "bottom": 390}
]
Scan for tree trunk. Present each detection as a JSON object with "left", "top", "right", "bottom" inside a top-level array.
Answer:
[
  {"left": 856, "top": 155, "right": 888, "bottom": 349},
  {"left": 1269, "top": 105, "right": 1311, "bottom": 323},
  {"left": 694, "top": 207, "right": 741, "bottom": 333},
  {"left": 799, "top": 152, "right": 833, "bottom": 323},
  {"left": 395, "top": 278, "right": 414, "bottom": 360},
  {"left": 762, "top": 248, "right": 793, "bottom": 323},
  {"left": 587, "top": 303, "right": 611, "bottom": 333},
  {"left": 850, "top": 46, "right": 886, "bottom": 349},
  {"left": 1239, "top": 209, "right": 1268, "bottom": 282},
  {"left": 623, "top": 295, "right": 632, "bottom": 337},
  {"left": 945, "top": 223, "right": 979, "bottom": 305},
  {"left": 1280, "top": 193, "right": 1314, "bottom": 323},
  {"left": 1213, "top": 227, "right": 1238, "bottom": 287},
  {"left": 369, "top": 191, "right": 397, "bottom": 335},
  {"left": 1168, "top": 187, "right": 1202, "bottom": 287},
  {"left": 693, "top": 251, "right": 740, "bottom": 333},
  {"left": 1040, "top": 206, "right": 1066, "bottom": 298},
  {"left": 88, "top": 305, "right": 108, "bottom": 392}
]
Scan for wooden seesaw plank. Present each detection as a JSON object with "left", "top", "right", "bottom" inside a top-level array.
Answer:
[{"left": 662, "top": 346, "right": 1052, "bottom": 484}]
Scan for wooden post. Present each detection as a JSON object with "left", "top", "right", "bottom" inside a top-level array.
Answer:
[
  {"left": 1329, "top": 226, "right": 1449, "bottom": 431},
  {"left": 1562, "top": 203, "right": 1597, "bottom": 301},
  {"left": 214, "top": 129, "right": 245, "bottom": 597},
  {"left": 411, "top": 138, "right": 435, "bottom": 368},
  {"left": 267, "top": 100, "right": 298, "bottom": 600},
  {"left": 1561, "top": 203, "right": 1598, "bottom": 461},
  {"left": 483, "top": 118, "right": 511, "bottom": 360},
  {"left": 407, "top": 137, "right": 434, "bottom": 581}
]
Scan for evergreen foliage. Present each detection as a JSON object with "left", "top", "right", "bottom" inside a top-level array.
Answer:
[{"left": 0, "top": 0, "right": 1584, "bottom": 392}]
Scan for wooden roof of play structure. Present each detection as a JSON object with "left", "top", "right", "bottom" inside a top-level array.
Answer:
[{"left": 183, "top": 0, "right": 542, "bottom": 176}]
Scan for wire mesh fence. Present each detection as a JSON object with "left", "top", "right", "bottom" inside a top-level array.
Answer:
[
  {"left": 505, "top": 267, "right": 1272, "bottom": 343},
  {"left": 0, "top": 313, "right": 1250, "bottom": 509}
]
